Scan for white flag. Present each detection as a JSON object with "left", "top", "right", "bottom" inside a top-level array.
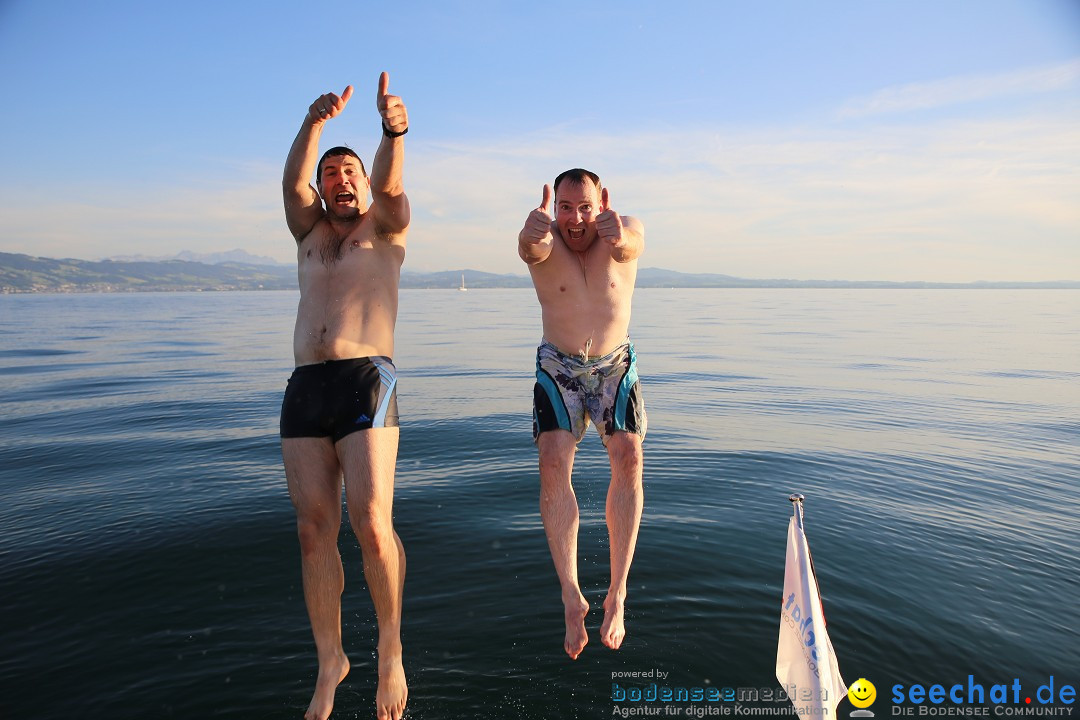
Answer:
[{"left": 776, "top": 503, "right": 846, "bottom": 717}]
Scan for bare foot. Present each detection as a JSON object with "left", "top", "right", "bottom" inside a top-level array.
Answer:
[
  {"left": 305, "top": 653, "right": 350, "bottom": 720},
  {"left": 562, "top": 591, "right": 590, "bottom": 659},
  {"left": 601, "top": 593, "right": 626, "bottom": 650},
  {"left": 376, "top": 655, "right": 408, "bottom": 720}
]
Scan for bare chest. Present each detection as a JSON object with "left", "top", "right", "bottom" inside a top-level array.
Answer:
[
  {"left": 540, "top": 245, "right": 635, "bottom": 300},
  {"left": 297, "top": 230, "right": 401, "bottom": 292}
]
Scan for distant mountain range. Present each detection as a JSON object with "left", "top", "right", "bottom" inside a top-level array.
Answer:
[
  {"left": 1, "top": 251, "right": 1076, "bottom": 293},
  {"left": 103, "top": 249, "right": 287, "bottom": 266},
  {"left": 1, "top": 252, "right": 296, "bottom": 293}
]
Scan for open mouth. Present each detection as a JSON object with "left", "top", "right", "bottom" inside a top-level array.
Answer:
[
  {"left": 567, "top": 228, "right": 585, "bottom": 240},
  {"left": 334, "top": 192, "right": 355, "bottom": 204}
]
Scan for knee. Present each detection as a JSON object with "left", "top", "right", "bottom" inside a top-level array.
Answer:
[
  {"left": 539, "top": 460, "right": 576, "bottom": 502},
  {"left": 538, "top": 451, "right": 570, "bottom": 480},
  {"left": 538, "top": 432, "right": 576, "bottom": 476},
  {"left": 607, "top": 434, "right": 643, "bottom": 478},
  {"left": 349, "top": 507, "right": 395, "bottom": 556},
  {"left": 295, "top": 513, "right": 339, "bottom": 556}
]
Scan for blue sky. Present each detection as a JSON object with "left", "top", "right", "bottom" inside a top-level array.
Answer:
[{"left": 1, "top": 0, "right": 1077, "bottom": 281}]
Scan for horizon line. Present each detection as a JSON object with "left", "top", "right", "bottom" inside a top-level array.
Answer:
[{"left": 2, "top": 250, "right": 1078, "bottom": 287}]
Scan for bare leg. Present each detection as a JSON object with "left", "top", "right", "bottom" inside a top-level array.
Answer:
[
  {"left": 283, "top": 438, "right": 351, "bottom": 720},
  {"left": 537, "top": 430, "right": 590, "bottom": 659},
  {"left": 600, "top": 431, "right": 643, "bottom": 650},
  {"left": 339, "top": 428, "right": 408, "bottom": 720}
]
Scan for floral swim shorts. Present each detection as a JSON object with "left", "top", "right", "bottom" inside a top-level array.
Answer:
[{"left": 532, "top": 339, "right": 646, "bottom": 446}]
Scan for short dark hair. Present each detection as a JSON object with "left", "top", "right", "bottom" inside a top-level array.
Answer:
[
  {"left": 553, "top": 168, "right": 601, "bottom": 199},
  {"left": 317, "top": 146, "right": 367, "bottom": 184}
]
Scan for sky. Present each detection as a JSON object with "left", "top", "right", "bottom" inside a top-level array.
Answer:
[{"left": 0, "top": 0, "right": 1077, "bottom": 282}]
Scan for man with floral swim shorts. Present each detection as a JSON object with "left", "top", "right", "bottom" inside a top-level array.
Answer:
[{"left": 517, "top": 167, "right": 647, "bottom": 661}]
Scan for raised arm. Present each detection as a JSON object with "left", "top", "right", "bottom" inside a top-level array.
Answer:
[
  {"left": 596, "top": 187, "right": 644, "bottom": 263},
  {"left": 518, "top": 184, "right": 555, "bottom": 265},
  {"left": 369, "top": 72, "right": 410, "bottom": 237},
  {"left": 282, "top": 86, "right": 354, "bottom": 241}
]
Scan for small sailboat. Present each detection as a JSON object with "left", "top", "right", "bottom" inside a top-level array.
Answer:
[{"left": 459, "top": 273, "right": 467, "bottom": 291}]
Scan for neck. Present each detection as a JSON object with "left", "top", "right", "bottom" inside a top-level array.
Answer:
[{"left": 325, "top": 207, "right": 364, "bottom": 231}]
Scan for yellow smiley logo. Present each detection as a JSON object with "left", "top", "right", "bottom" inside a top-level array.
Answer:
[{"left": 848, "top": 678, "right": 877, "bottom": 708}]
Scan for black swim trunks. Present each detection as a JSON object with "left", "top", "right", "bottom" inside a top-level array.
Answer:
[{"left": 280, "top": 357, "right": 399, "bottom": 442}]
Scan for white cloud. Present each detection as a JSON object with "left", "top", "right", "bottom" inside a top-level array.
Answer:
[
  {"left": 2, "top": 108, "right": 1078, "bottom": 282},
  {"left": 0, "top": 161, "right": 294, "bottom": 263},
  {"left": 838, "top": 59, "right": 1080, "bottom": 119},
  {"left": 399, "top": 111, "right": 1080, "bottom": 281}
]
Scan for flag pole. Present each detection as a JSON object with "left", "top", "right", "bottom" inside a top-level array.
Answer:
[
  {"left": 777, "top": 492, "right": 846, "bottom": 717},
  {"left": 789, "top": 493, "right": 805, "bottom": 530}
]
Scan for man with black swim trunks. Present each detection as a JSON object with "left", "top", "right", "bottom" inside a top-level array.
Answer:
[
  {"left": 280, "top": 72, "right": 409, "bottom": 720},
  {"left": 518, "top": 168, "right": 646, "bottom": 661}
]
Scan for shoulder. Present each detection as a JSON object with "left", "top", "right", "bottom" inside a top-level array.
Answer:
[
  {"left": 350, "top": 210, "right": 407, "bottom": 254},
  {"left": 527, "top": 236, "right": 573, "bottom": 278},
  {"left": 621, "top": 214, "right": 644, "bottom": 233},
  {"left": 370, "top": 191, "right": 411, "bottom": 238},
  {"left": 286, "top": 201, "right": 327, "bottom": 243},
  {"left": 296, "top": 215, "right": 330, "bottom": 247}
]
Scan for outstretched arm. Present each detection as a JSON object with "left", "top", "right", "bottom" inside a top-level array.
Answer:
[
  {"left": 282, "top": 86, "right": 353, "bottom": 241},
  {"left": 518, "top": 184, "right": 555, "bottom": 265},
  {"left": 596, "top": 187, "right": 644, "bottom": 263},
  {"left": 370, "top": 72, "right": 410, "bottom": 237}
]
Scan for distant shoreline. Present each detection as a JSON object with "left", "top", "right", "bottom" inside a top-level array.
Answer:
[
  {"left": 1, "top": 251, "right": 1077, "bottom": 293},
  {"left": 6, "top": 284, "right": 1079, "bottom": 295}
]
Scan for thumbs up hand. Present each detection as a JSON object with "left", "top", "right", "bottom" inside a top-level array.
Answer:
[
  {"left": 520, "top": 184, "right": 554, "bottom": 246},
  {"left": 308, "top": 85, "right": 353, "bottom": 124},
  {"left": 596, "top": 186, "right": 625, "bottom": 249},
  {"left": 377, "top": 71, "right": 409, "bottom": 136}
]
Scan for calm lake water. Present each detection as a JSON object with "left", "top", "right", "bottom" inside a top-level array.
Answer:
[{"left": 0, "top": 289, "right": 1077, "bottom": 719}]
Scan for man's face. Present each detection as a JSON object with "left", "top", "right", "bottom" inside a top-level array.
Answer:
[
  {"left": 555, "top": 179, "right": 603, "bottom": 252},
  {"left": 318, "top": 155, "right": 368, "bottom": 219}
]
